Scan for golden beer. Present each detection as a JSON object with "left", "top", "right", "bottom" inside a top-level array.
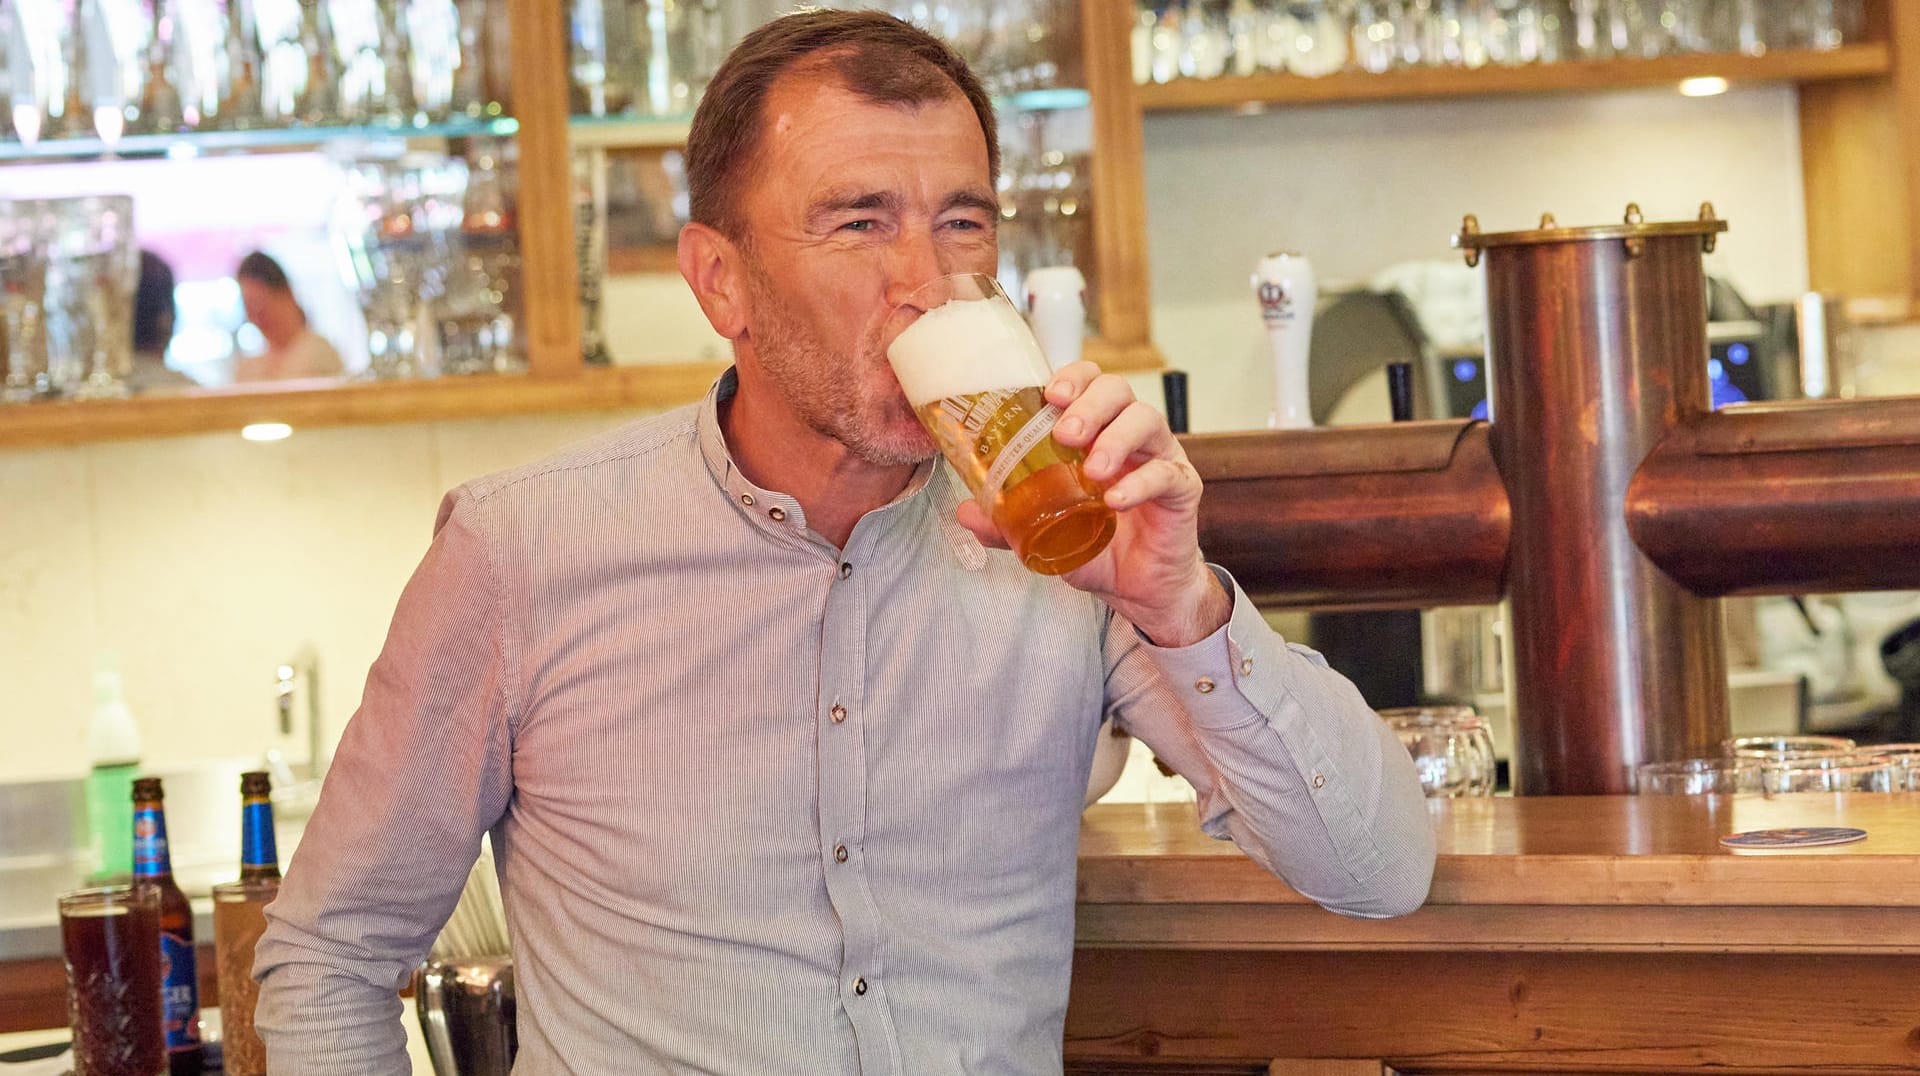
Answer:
[{"left": 889, "top": 275, "right": 1116, "bottom": 575}]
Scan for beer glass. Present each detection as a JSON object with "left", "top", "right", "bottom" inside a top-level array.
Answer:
[
  {"left": 212, "top": 879, "right": 278, "bottom": 1076},
  {"left": 1379, "top": 707, "right": 1498, "bottom": 797},
  {"left": 886, "top": 272, "right": 1116, "bottom": 576},
  {"left": 1723, "top": 734, "right": 1855, "bottom": 761},
  {"left": 58, "top": 885, "right": 166, "bottom": 1076},
  {"left": 1762, "top": 756, "right": 1897, "bottom": 794},
  {"left": 1634, "top": 758, "right": 1765, "bottom": 795}
]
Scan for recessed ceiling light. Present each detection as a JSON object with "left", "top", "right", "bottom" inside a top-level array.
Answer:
[
  {"left": 1679, "top": 76, "right": 1730, "bottom": 98},
  {"left": 241, "top": 422, "right": 293, "bottom": 442}
]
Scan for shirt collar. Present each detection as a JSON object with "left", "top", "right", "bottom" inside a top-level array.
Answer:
[{"left": 695, "top": 368, "right": 987, "bottom": 570}]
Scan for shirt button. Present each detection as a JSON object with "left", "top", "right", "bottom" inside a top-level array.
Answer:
[
  {"left": 839, "top": 562, "right": 853, "bottom": 580},
  {"left": 1311, "top": 772, "right": 1327, "bottom": 789},
  {"left": 830, "top": 704, "right": 846, "bottom": 724},
  {"left": 1240, "top": 658, "right": 1254, "bottom": 675},
  {"left": 740, "top": 493, "right": 755, "bottom": 507},
  {"left": 834, "top": 844, "right": 848, "bottom": 863},
  {"left": 1194, "top": 677, "right": 1215, "bottom": 694},
  {"left": 769, "top": 507, "right": 787, "bottom": 522},
  {"left": 853, "top": 977, "right": 868, "bottom": 996}
]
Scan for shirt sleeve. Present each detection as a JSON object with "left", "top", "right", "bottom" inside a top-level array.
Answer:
[
  {"left": 1104, "top": 566, "right": 1437, "bottom": 918},
  {"left": 253, "top": 487, "right": 517, "bottom": 1074}
]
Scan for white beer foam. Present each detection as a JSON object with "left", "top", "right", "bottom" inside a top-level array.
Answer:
[{"left": 888, "top": 296, "right": 1051, "bottom": 407}]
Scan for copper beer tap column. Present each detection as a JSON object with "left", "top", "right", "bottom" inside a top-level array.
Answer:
[{"left": 1459, "top": 206, "right": 1731, "bottom": 794}]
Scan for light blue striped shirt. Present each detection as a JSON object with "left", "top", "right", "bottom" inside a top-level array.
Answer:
[{"left": 254, "top": 370, "right": 1435, "bottom": 1075}]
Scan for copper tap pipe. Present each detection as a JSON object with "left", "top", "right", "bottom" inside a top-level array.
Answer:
[
  {"left": 1628, "top": 396, "right": 1920, "bottom": 597},
  {"left": 1480, "top": 229, "right": 1727, "bottom": 795},
  {"left": 1186, "top": 420, "right": 1510, "bottom": 610}
]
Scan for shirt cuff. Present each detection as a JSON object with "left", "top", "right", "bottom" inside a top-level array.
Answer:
[{"left": 1132, "top": 565, "right": 1297, "bottom": 731}]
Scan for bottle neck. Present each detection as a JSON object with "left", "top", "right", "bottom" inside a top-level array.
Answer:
[
  {"left": 239, "top": 794, "right": 281, "bottom": 882},
  {"left": 132, "top": 800, "right": 173, "bottom": 879}
]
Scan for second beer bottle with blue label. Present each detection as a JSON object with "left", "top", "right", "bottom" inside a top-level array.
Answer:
[{"left": 131, "top": 777, "right": 205, "bottom": 1075}]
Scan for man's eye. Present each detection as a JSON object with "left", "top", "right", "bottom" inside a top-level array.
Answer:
[
  {"left": 944, "top": 218, "right": 989, "bottom": 232},
  {"left": 841, "top": 220, "right": 876, "bottom": 232}
]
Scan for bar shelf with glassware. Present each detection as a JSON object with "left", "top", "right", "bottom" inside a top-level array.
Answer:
[
  {"left": 1137, "top": 41, "right": 1891, "bottom": 110},
  {"left": 1130, "top": 0, "right": 1887, "bottom": 109},
  {"left": 0, "top": 117, "right": 522, "bottom": 164}
]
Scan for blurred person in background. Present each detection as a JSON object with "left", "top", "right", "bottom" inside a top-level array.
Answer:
[
  {"left": 234, "top": 250, "right": 345, "bottom": 382},
  {"left": 129, "top": 251, "right": 199, "bottom": 394}
]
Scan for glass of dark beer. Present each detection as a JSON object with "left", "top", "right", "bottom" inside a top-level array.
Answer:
[{"left": 59, "top": 885, "right": 166, "bottom": 1076}]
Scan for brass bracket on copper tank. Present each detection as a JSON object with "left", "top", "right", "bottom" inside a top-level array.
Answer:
[{"left": 1184, "top": 204, "right": 1920, "bottom": 796}]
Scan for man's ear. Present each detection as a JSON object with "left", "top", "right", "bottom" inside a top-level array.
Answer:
[{"left": 678, "top": 222, "right": 749, "bottom": 341}]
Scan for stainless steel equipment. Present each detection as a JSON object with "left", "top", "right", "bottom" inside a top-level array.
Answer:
[{"left": 415, "top": 956, "right": 516, "bottom": 1076}]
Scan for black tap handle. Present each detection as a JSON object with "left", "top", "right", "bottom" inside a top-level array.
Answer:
[
  {"left": 1161, "top": 370, "right": 1189, "bottom": 434},
  {"left": 1387, "top": 362, "right": 1414, "bottom": 423}
]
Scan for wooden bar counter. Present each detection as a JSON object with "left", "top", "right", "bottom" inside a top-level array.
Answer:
[{"left": 1066, "top": 795, "right": 1920, "bottom": 1075}]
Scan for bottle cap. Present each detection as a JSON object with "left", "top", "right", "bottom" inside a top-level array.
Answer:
[
  {"left": 242, "top": 771, "right": 273, "bottom": 797},
  {"left": 132, "top": 776, "right": 164, "bottom": 801}
]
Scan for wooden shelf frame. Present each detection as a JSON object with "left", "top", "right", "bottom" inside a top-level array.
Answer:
[
  {"left": 0, "top": 364, "right": 728, "bottom": 450},
  {"left": 1136, "top": 43, "right": 1892, "bottom": 111}
]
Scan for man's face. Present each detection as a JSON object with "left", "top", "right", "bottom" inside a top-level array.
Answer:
[{"left": 732, "top": 70, "right": 998, "bottom": 466}]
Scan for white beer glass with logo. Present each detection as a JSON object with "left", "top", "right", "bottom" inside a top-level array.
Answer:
[{"left": 886, "top": 272, "right": 1117, "bottom": 576}]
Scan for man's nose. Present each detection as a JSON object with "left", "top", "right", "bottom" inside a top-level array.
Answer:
[{"left": 881, "top": 226, "right": 953, "bottom": 310}]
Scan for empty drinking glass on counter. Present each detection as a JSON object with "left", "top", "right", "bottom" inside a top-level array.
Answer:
[
  {"left": 1762, "top": 755, "right": 1899, "bottom": 793},
  {"left": 1380, "top": 706, "right": 1498, "bottom": 797},
  {"left": 1723, "top": 734, "right": 1856, "bottom": 761},
  {"left": 1634, "top": 757, "right": 1765, "bottom": 795}
]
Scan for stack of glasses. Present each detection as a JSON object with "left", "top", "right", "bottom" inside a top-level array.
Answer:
[
  {"left": 332, "top": 140, "right": 523, "bottom": 379},
  {"left": 1380, "top": 705, "right": 1499, "bottom": 798},
  {"left": 1635, "top": 734, "right": 1920, "bottom": 794},
  {"left": 3, "top": 0, "right": 509, "bottom": 149},
  {"left": 1, "top": 195, "right": 136, "bottom": 402},
  {"left": 1131, "top": 0, "right": 1869, "bottom": 85}
]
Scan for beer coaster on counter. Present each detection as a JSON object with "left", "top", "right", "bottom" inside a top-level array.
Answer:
[{"left": 1719, "top": 826, "right": 1868, "bottom": 849}]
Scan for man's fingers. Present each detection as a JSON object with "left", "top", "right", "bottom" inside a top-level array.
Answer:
[
  {"left": 1052, "top": 373, "right": 1136, "bottom": 448},
  {"left": 1043, "top": 362, "right": 1103, "bottom": 411},
  {"left": 1082, "top": 401, "right": 1177, "bottom": 482},
  {"left": 1104, "top": 456, "right": 1203, "bottom": 511}
]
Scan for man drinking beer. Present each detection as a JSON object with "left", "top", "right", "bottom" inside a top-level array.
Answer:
[{"left": 255, "top": 11, "right": 1435, "bottom": 1074}]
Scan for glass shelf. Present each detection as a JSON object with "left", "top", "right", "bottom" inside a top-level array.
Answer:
[
  {"left": 565, "top": 87, "right": 1090, "bottom": 151},
  {"left": 0, "top": 116, "right": 522, "bottom": 163},
  {"left": 996, "top": 87, "right": 1091, "bottom": 112}
]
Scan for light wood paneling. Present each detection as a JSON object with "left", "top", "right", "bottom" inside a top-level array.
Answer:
[
  {"left": 1083, "top": 0, "right": 1161, "bottom": 366},
  {"left": 1077, "top": 900, "right": 1920, "bottom": 954},
  {"left": 1066, "top": 948, "right": 1920, "bottom": 1072},
  {"left": 1801, "top": 77, "right": 1909, "bottom": 301},
  {"left": 0, "top": 365, "right": 725, "bottom": 449},
  {"left": 1137, "top": 45, "right": 1891, "bottom": 111},
  {"left": 1891, "top": 0, "right": 1920, "bottom": 307},
  {"left": 1079, "top": 796, "right": 1920, "bottom": 908},
  {"left": 507, "top": 0, "right": 583, "bottom": 376}
]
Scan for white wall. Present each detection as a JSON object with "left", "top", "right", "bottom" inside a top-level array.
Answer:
[
  {"left": 1140, "top": 84, "right": 1814, "bottom": 432},
  {"left": 0, "top": 409, "right": 659, "bottom": 784}
]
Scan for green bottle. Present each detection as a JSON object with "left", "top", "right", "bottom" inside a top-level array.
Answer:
[{"left": 85, "top": 664, "right": 143, "bottom": 882}]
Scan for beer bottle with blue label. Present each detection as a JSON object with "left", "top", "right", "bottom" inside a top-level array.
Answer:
[
  {"left": 238, "top": 771, "right": 281, "bottom": 882},
  {"left": 131, "top": 777, "right": 205, "bottom": 1075}
]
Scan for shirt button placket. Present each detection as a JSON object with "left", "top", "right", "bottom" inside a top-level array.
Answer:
[{"left": 818, "top": 542, "right": 893, "bottom": 1066}]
